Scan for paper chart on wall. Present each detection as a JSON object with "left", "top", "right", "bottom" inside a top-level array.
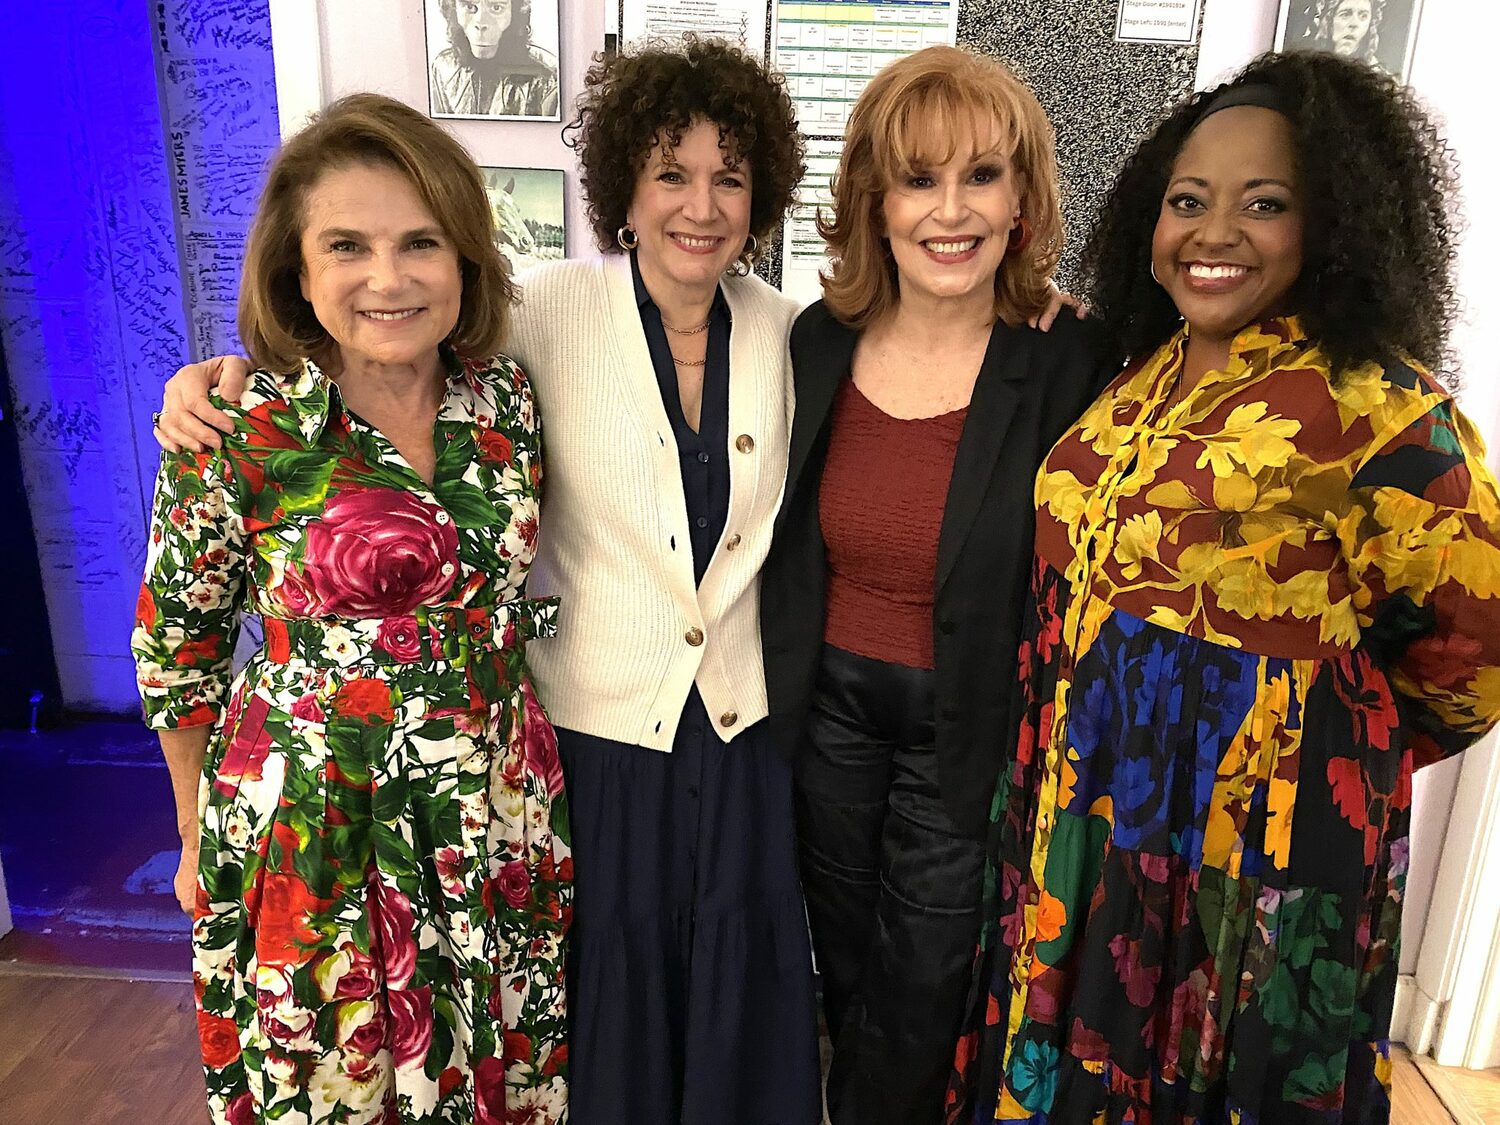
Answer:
[
  {"left": 780, "top": 139, "right": 843, "bottom": 309},
  {"left": 621, "top": 0, "right": 769, "bottom": 58},
  {"left": 1114, "top": 0, "right": 1202, "bottom": 45},
  {"left": 773, "top": 0, "right": 958, "bottom": 138}
]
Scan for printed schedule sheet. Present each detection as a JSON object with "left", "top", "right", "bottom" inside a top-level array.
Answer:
[{"left": 773, "top": 0, "right": 958, "bottom": 136}]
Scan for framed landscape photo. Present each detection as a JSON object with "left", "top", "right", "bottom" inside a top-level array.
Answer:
[
  {"left": 481, "top": 167, "right": 566, "bottom": 274},
  {"left": 425, "top": 0, "right": 562, "bottom": 120},
  {"left": 1275, "top": 0, "right": 1426, "bottom": 83}
]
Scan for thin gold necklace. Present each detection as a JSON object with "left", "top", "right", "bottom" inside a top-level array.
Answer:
[
  {"left": 671, "top": 353, "right": 707, "bottom": 367},
  {"left": 662, "top": 318, "right": 709, "bottom": 336}
]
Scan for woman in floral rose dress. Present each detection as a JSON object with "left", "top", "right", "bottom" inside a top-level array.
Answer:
[{"left": 131, "top": 94, "right": 569, "bottom": 1125}]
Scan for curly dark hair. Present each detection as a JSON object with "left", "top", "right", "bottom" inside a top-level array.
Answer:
[
  {"left": 1082, "top": 51, "right": 1461, "bottom": 381},
  {"left": 565, "top": 36, "right": 806, "bottom": 257}
]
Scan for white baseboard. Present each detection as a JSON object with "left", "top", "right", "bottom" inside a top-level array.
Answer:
[
  {"left": 0, "top": 853, "right": 11, "bottom": 940},
  {"left": 1394, "top": 973, "right": 1446, "bottom": 1055}
]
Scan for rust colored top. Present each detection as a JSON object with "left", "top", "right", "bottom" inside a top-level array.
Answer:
[{"left": 819, "top": 379, "right": 968, "bottom": 670}]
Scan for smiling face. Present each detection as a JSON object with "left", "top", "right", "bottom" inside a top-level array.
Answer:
[
  {"left": 1330, "top": 0, "right": 1373, "bottom": 57},
  {"left": 1151, "top": 106, "right": 1304, "bottom": 349},
  {"left": 298, "top": 162, "right": 463, "bottom": 372},
  {"left": 879, "top": 116, "right": 1022, "bottom": 312},
  {"left": 627, "top": 118, "right": 753, "bottom": 298},
  {"left": 456, "top": 0, "right": 511, "bottom": 58}
]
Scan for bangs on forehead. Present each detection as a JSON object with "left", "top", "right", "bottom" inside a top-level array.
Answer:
[
  {"left": 877, "top": 81, "right": 1022, "bottom": 179},
  {"left": 653, "top": 116, "right": 746, "bottom": 168}
]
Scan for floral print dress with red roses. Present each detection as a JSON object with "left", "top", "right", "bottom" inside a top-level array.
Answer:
[
  {"left": 132, "top": 352, "right": 570, "bottom": 1125},
  {"left": 949, "top": 321, "right": 1500, "bottom": 1124}
]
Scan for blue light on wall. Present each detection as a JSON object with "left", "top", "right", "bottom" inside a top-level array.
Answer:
[{"left": 0, "top": 1, "right": 278, "bottom": 712}]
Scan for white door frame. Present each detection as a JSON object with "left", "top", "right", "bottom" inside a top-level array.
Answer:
[
  {"left": 1407, "top": 733, "right": 1500, "bottom": 1067},
  {"left": 267, "top": 0, "right": 326, "bottom": 137}
]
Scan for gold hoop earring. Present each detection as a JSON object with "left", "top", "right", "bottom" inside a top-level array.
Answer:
[
  {"left": 616, "top": 225, "right": 638, "bottom": 251},
  {"left": 732, "top": 233, "right": 760, "bottom": 275}
]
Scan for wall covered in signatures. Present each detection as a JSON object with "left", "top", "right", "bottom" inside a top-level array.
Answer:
[{"left": 0, "top": 0, "right": 279, "bottom": 711}]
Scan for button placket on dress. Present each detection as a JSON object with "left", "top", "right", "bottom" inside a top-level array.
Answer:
[{"left": 335, "top": 383, "right": 467, "bottom": 596}]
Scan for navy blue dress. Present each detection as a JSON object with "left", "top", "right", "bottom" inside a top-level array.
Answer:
[{"left": 553, "top": 255, "right": 822, "bottom": 1125}]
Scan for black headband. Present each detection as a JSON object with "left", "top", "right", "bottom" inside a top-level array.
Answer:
[{"left": 1197, "top": 83, "right": 1296, "bottom": 124}]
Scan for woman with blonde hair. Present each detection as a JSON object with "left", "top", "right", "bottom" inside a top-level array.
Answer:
[{"left": 760, "top": 45, "right": 1102, "bottom": 1125}]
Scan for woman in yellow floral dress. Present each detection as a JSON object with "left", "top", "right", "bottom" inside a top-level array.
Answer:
[{"left": 951, "top": 53, "right": 1500, "bottom": 1124}]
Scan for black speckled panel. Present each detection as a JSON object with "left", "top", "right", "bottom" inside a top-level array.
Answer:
[{"left": 958, "top": 1, "right": 1202, "bottom": 286}]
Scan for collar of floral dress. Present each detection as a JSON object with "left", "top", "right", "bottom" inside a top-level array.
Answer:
[
  {"left": 1173, "top": 314, "right": 1309, "bottom": 354},
  {"left": 1163, "top": 314, "right": 1309, "bottom": 373},
  {"left": 1146, "top": 315, "right": 1315, "bottom": 406},
  {"left": 281, "top": 348, "right": 480, "bottom": 446}
]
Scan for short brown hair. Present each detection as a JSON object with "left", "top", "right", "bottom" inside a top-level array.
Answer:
[
  {"left": 239, "top": 93, "right": 515, "bottom": 373},
  {"left": 819, "top": 47, "right": 1063, "bottom": 328},
  {"left": 566, "top": 36, "right": 806, "bottom": 257}
]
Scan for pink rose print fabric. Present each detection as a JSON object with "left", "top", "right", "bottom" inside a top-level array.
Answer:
[
  {"left": 300, "top": 489, "right": 460, "bottom": 617},
  {"left": 132, "top": 353, "right": 570, "bottom": 1125}
]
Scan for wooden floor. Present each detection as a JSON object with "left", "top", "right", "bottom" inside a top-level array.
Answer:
[
  {"left": 0, "top": 970, "right": 205, "bottom": 1124},
  {"left": 1397, "top": 1045, "right": 1500, "bottom": 1125},
  {"left": 0, "top": 971, "right": 1496, "bottom": 1124}
]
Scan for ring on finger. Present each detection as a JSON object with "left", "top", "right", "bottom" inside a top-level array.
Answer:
[{"left": 152, "top": 410, "right": 165, "bottom": 428}]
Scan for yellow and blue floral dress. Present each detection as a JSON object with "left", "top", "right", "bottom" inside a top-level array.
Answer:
[
  {"left": 951, "top": 319, "right": 1500, "bottom": 1124},
  {"left": 132, "top": 353, "right": 570, "bottom": 1125}
]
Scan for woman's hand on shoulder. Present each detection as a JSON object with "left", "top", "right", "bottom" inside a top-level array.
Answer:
[
  {"left": 155, "top": 356, "right": 254, "bottom": 453},
  {"left": 1028, "top": 283, "right": 1087, "bottom": 332}
]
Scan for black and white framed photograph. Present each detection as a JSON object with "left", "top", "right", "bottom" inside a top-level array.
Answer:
[
  {"left": 482, "top": 167, "right": 566, "bottom": 273},
  {"left": 1275, "top": 0, "right": 1425, "bottom": 82},
  {"left": 425, "top": 0, "right": 561, "bottom": 120}
]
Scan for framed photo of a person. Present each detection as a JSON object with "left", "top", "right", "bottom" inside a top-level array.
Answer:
[
  {"left": 482, "top": 167, "right": 567, "bottom": 274},
  {"left": 1275, "top": 0, "right": 1425, "bottom": 83},
  {"left": 425, "top": 0, "right": 561, "bottom": 120}
]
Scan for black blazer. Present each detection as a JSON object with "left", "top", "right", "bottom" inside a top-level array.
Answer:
[{"left": 760, "top": 300, "right": 1109, "bottom": 839}]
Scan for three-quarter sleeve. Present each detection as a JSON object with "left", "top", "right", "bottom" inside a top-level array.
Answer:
[
  {"left": 1342, "top": 389, "right": 1500, "bottom": 767},
  {"left": 131, "top": 446, "right": 247, "bottom": 729}
]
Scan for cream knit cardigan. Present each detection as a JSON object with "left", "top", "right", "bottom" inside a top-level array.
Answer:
[{"left": 508, "top": 253, "right": 798, "bottom": 750}]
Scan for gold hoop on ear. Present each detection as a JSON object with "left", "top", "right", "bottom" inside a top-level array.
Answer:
[
  {"left": 733, "top": 233, "right": 760, "bottom": 275},
  {"left": 616, "top": 225, "right": 638, "bottom": 251}
]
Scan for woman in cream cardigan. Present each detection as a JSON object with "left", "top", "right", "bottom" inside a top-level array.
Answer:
[
  {"left": 504, "top": 40, "right": 820, "bottom": 1124},
  {"left": 154, "top": 38, "right": 820, "bottom": 1125}
]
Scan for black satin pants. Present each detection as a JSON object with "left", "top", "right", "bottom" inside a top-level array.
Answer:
[{"left": 795, "top": 644, "right": 988, "bottom": 1125}]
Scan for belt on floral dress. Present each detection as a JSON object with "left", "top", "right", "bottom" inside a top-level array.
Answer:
[{"left": 260, "top": 597, "right": 559, "bottom": 667}]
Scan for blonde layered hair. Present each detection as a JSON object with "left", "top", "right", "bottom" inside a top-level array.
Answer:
[
  {"left": 819, "top": 47, "right": 1063, "bottom": 328},
  {"left": 239, "top": 93, "right": 516, "bottom": 373}
]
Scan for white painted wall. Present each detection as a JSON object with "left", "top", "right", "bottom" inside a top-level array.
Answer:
[{"left": 1194, "top": 0, "right": 1280, "bottom": 86}]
